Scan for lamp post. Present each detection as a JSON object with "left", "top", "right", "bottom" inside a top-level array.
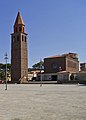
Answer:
[
  {"left": 40, "top": 59, "right": 42, "bottom": 87},
  {"left": 4, "top": 52, "right": 8, "bottom": 90}
]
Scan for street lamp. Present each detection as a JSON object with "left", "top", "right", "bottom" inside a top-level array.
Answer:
[
  {"left": 40, "top": 59, "right": 43, "bottom": 87},
  {"left": 4, "top": 52, "right": 8, "bottom": 90}
]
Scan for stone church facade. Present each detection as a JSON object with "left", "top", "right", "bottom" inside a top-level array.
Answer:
[{"left": 44, "top": 53, "right": 79, "bottom": 73}]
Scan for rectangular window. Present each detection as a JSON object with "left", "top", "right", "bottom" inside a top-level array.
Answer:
[{"left": 17, "top": 36, "right": 19, "bottom": 41}]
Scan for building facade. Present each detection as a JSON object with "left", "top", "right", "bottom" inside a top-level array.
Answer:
[
  {"left": 44, "top": 53, "right": 79, "bottom": 73},
  {"left": 11, "top": 11, "right": 28, "bottom": 83}
]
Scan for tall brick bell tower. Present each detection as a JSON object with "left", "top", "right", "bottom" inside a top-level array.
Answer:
[{"left": 11, "top": 11, "right": 28, "bottom": 83}]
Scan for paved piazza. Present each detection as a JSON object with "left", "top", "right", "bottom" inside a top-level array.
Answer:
[{"left": 0, "top": 84, "right": 86, "bottom": 120}]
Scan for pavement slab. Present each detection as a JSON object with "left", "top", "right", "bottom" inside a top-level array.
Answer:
[{"left": 0, "top": 84, "right": 86, "bottom": 120}]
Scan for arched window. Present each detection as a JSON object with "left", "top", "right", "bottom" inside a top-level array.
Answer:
[
  {"left": 16, "top": 27, "right": 17, "bottom": 32},
  {"left": 23, "top": 27, "right": 24, "bottom": 32},
  {"left": 19, "top": 27, "right": 21, "bottom": 32},
  {"left": 22, "top": 35, "right": 24, "bottom": 41},
  {"left": 12, "top": 36, "right": 15, "bottom": 42},
  {"left": 25, "top": 36, "right": 27, "bottom": 42}
]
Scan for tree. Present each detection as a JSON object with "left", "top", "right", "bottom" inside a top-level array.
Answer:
[
  {"left": 32, "top": 61, "right": 44, "bottom": 69},
  {"left": 0, "top": 71, "right": 5, "bottom": 80},
  {"left": 0, "top": 63, "right": 11, "bottom": 70},
  {"left": 0, "top": 63, "right": 11, "bottom": 80}
]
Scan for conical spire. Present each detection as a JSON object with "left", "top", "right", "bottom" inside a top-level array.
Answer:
[
  {"left": 14, "top": 11, "right": 25, "bottom": 26},
  {"left": 14, "top": 11, "right": 25, "bottom": 33}
]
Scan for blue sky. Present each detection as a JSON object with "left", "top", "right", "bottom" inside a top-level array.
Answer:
[{"left": 0, "top": 0, "right": 86, "bottom": 67}]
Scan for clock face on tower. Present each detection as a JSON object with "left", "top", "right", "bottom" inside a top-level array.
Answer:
[{"left": 52, "top": 62, "right": 58, "bottom": 69}]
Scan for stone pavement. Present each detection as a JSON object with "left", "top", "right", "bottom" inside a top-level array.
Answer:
[{"left": 0, "top": 84, "right": 86, "bottom": 120}]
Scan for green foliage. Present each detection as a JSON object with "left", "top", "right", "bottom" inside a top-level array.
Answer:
[
  {"left": 0, "top": 63, "right": 11, "bottom": 70},
  {"left": 0, "top": 71, "right": 5, "bottom": 80},
  {"left": 32, "top": 61, "right": 44, "bottom": 69},
  {"left": 0, "top": 63, "right": 11, "bottom": 80}
]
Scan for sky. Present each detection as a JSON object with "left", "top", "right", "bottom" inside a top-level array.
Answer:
[{"left": 0, "top": 0, "right": 86, "bottom": 67}]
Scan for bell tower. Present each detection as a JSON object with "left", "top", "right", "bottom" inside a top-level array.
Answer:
[{"left": 11, "top": 11, "right": 28, "bottom": 83}]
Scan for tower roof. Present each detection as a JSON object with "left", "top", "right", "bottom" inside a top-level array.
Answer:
[{"left": 14, "top": 11, "right": 25, "bottom": 26}]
